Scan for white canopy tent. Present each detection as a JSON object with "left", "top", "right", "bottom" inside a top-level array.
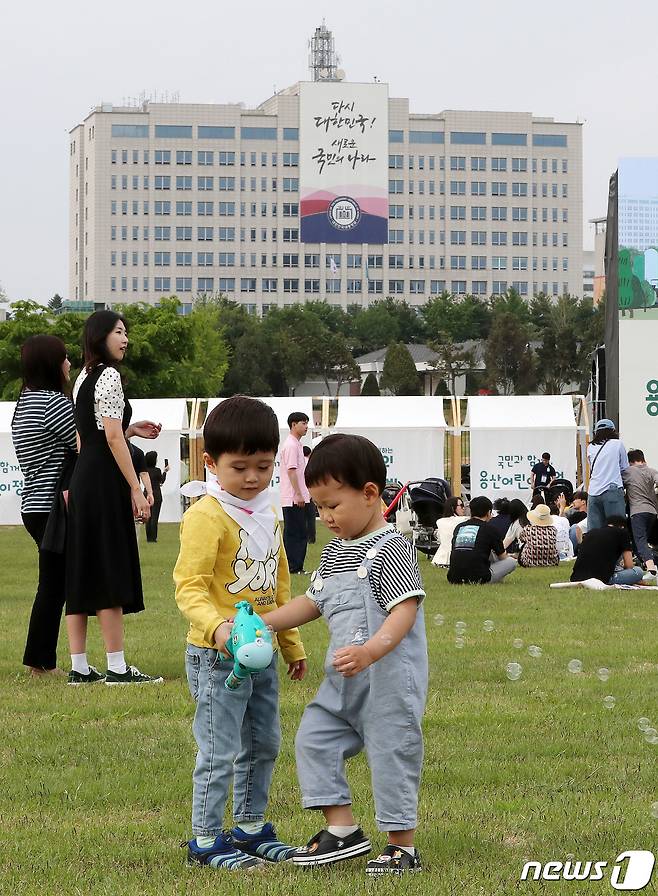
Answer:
[
  {"left": 333, "top": 396, "right": 447, "bottom": 484},
  {"left": 0, "top": 402, "right": 23, "bottom": 524},
  {"left": 130, "top": 398, "right": 189, "bottom": 522},
  {"left": 205, "top": 397, "right": 314, "bottom": 515},
  {"left": 467, "top": 396, "right": 577, "bottom": 501}
]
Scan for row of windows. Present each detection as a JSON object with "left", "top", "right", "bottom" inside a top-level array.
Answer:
[
  {"left": 389, "top": 130, "right": 568, "bottom": 147},
  {"left": 388, "top": 178, "right": 568, "bottom": 198},
  {"left": 128, "top": 176, "right": 299, "bottom": 191},
  {"left": 113, "top": 149, "right": 300, "bottom": 167},
  {"left": 111, "top": 124, "right": 299, "bottom": 140},
  {"left": 448, "top": 256, "right": 569, "bottom": 271},
  {"left": 109, "top": 276, "right": 569, "bottom": 298},
  {"left": 110, "top": 225, "right": 299, "bottom": 241},
  {"left": 449, "top": 230, "right": 569, "bottom": 247}
]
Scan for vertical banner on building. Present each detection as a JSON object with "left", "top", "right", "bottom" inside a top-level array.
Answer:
[
  {"left": 618, "top": 159, "right": 658, "bottom": 466},
  {"left": 300, "top": 82, "right": 388, "bottom": 244}
]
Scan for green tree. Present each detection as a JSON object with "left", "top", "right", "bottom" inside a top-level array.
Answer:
[
  {"left": 380, "top": 342, "right": 422, "bottom": 395},
  {"left": 360, "top": 372, "right": 381, "bottom": 396},
  {"left": 484, "top": 309, "right": 535, "bottom": 395},
  {"left": 421, "top": 293, "right": 492, "bottom": 343},
  {"left": 532, "top": 294, "right": 603, "bottom": 394},
  {"left": 0, "top": 301, "right": 58, "bottom": 399},
  {"left": 428, "top": 337, "right": 477, "bottom": 394},
  {"left": 349, "top": 299, "right": 425, "bottom": 355},
  {"left": 310, "top": 328, "right": 361, "bottom": 397},
  {"left": 48, "top": 294, "right": 63, "bottom": 312}
]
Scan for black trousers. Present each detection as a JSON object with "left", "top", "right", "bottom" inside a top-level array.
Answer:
[
  {"left": 305, "top": 500, "right": 317, "bottom": 543},
  {"left": 145, "top": 495, "right": 162, "bottom": 542},
  {"left": 282, "top": 505, "right": 308, "bottom": 573},
  {"left": 21, "top": 512, "right": 66, "bottom": 670}
]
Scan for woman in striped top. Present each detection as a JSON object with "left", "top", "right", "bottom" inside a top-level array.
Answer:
[{"left": 11, "top": 335, "right": 76, "bottom": 676}]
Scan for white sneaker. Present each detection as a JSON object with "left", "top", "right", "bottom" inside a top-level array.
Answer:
[{"left": 641, "top": 570, "right": 657, "bottom": 584}]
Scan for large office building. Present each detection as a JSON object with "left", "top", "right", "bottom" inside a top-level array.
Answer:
[{"left": 69, "top": 30, "right": 583, "bottom": 313}]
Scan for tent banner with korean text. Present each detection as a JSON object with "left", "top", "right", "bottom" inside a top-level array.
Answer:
[
  {"left": 299, "top": 81, "right": 388, "bottom": 244},
  {"left": 0, "top": 402, "right": 24, "bottom": 524},
  {"left": 617, "top": 158, "right": 658, "bottom": 467},
  {"left": 130, "top": 398, "right": 189, "bottom": 523},
  {"left": 333, "top": 397, "right": 446, "bottom": 484},
  {"left": 467, "top": 396, "right": 577, "bottom": 501}
]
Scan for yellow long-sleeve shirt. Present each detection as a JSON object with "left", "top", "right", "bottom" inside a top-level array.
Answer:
[{"left": 173, "top": 495, "right": 306, "bottom": 664}]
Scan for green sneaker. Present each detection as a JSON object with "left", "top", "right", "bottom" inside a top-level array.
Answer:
[
  {"left": 68, "top": 666, "right": 105, "bottom": 685},
  {"left": 105, "top": 665, "right": 163, "bottom": 686}
]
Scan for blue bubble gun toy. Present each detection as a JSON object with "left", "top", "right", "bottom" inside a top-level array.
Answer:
[{"left": 224, "top": 601, "right": 274, "bottom": 690}]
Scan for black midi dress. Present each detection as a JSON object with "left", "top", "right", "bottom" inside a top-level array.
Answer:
[{"left": 65, "top": 364, "right": 144, "bottom": 615}]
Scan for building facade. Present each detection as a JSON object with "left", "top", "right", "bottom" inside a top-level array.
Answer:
[{"left": 69, "top": 88, "right": 583, "bottom": 312}]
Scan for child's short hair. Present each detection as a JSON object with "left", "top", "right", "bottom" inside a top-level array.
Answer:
[
  {"left": 305, "top": 433, "right": 387, "bottom": 494},
  {"left": 204, "top": 395, "right": 279, "bottom": 460},
  {"left": 469, "top": 496, "right": 493, "bottom": 518},
  {"left": 628, "top": 448, "right": 645, "bottom": 463},
  {"left": 287, "top": 411, "right": 309, "bottom": 428}
]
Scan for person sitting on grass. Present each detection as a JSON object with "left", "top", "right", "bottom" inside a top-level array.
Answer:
[
  {"left": 431, "top": 496, "right": 467, "bottom": 567},
  {"left": 518, "top": 503, "right": 559, "bottom": 568},
  {"left": 503, "top": 499, "right": 529, "bottom": 557},
  {"left": 622, "top": 448, "right": 658, "bottom": 583},
  {"left": 447, "top": 495, "right": 517, "bottom": 585},
  {"left": 549, "top": 500, "right": 574, "bottom": 561},
  {"left": 559, "top": 490, "right": 588, "bottom": 556},
  {"left": 174, "top": 395, "right": 307, "bottom": 871},
  {"left": 263, "top": 433, "right": 427, "bottom": 876},
  {"left": 570, "top": 515, "right": 644, "bottom": 586}
]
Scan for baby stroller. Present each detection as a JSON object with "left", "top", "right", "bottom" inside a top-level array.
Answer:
[
  {"left": 382, "top": 480, "right": 405, "bottom": 525},
  {"left": 406, "top": 478, "right": 449, "bottom": 559},
  {"left": 546, "top": 478, "right": 574, "bottom": 506}
]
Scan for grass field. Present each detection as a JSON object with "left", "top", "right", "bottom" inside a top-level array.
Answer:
[{"left": 1, "top": 522, "right": 657, "bottom": 895}]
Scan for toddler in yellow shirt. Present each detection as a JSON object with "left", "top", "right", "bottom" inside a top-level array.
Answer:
[{"left": 174, "top": 395, "right": 307, "bottom": 871}]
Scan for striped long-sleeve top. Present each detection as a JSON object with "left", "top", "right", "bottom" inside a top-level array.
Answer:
[{"left": 11, "top": 390, "right": 77, "bottom": 514}]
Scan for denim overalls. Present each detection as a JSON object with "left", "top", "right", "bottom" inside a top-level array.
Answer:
[{"left": 295, "top": 529, "right": 428, "bottom": 831}]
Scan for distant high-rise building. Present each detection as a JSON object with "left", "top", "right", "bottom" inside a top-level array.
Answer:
[{"left": 69, "top": 30, "right": 583, "bottom": 312}]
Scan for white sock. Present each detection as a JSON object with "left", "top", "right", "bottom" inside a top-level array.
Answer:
[
  {"left": 238, "top": 821, "right": 264, "bottom": 834},
  {"left": 328, "top": 825, "right": 359, "bottom": 838},
  {"left": 394, "top": 845, "right": 415, "bottom": 856},
  {"left": 106, "top": 650, "right": 127, "bottom": 674},
  {"left": 196, "top": 835, "right": 217, "bottom": 848},
  {"left": 71, "top": 653, "right": 90, "bottom": 675}
]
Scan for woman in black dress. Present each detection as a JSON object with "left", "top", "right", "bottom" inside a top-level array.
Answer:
[
  {"left": 65, "top": 310, "right": 162, "bottom": 685},
  {"left": 144, "top": 451, "right": 169, "bottom": 542},
  {"left": 11, "top": 335, "right": 76, "bottom": 676}
]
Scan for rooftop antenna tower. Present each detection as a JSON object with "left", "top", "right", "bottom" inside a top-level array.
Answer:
[{"left": 308, "top": 21, "right": 341, "bottom": 82}]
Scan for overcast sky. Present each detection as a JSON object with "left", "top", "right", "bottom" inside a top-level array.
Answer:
[{"left": 0, "top": 0, "right": 654, "bottom": 305}]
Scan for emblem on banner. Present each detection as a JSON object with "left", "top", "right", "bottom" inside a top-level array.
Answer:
[{"left": 327, "top": 196, "right": 361, "bottom": 231}]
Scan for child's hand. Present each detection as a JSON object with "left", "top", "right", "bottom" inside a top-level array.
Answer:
[
  {"left": 214, "top": 621, "right": 233, "bottom": 658},
  {"left": 333, "top": 644, "right": 374, "bottom": 677},
  {"left": 287, "top": 659, "right": 307, "bottom": 681}
]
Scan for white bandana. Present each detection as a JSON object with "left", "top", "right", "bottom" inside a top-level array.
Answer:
[{"left": 181, "top": 475, "right": 277, "bottom": 560}]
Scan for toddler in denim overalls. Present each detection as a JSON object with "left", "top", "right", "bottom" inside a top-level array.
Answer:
[{"left": 264, "top": 433, "right": 428, "bottom": 876}]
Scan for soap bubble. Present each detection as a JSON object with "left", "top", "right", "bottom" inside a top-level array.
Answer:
[
  {"left": 567, "top": 659, "right": 583, "bottom": 674},
  {"left": 644, "top": 728, "right": 658, "bottom": 745},
  {"left": 603, "top": 695, "right": 616, "bottom": 710},
  {"left": 506, "top": 662, "right": 522, "bottom": 681},
  {"left": 638, "top": 718, "right": 651, "bottom": 732},
  {"left": 455, "top": 621, "right": 467, "bottom": 634},
  {"left": 454, "top": 637, "right": 465, "bottom": 649},
  {"left": 513, "top": 638, "right": 524, "bottom": 650},
  {"left": 528, "top": 645, "right": 542, "bottom": 658},
  {"left": 651, "top": 802, "right": 658, "bottom": 819},
  {"left": 434, "top": 614, "right": 445, "bottom": 626},
  {"left": 597, "top": 667, "right": 610, "bottom": 682},
  {"left": 483, "top": 619, "right": 495, "bottom": 632}
]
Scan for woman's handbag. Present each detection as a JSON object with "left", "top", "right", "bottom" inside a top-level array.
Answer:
[{"left": 41, "top": 450, "right": 77, "bottom": 554}]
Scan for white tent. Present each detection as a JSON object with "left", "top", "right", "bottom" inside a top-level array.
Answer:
[
  {"left": 467, "top": 396, "right": 577, "bottom": 501},
  {"left": 0, "top": 402, "right": 23, "bottom": 524},
  {"left": 205, "top": 397, "right": 314, "bottom": 515},
  {"left": 333, "top": 396, "right": 446, "bottom": 484},
  {"left": 130, "top": 398, "right": 189, "bottom": 522}
]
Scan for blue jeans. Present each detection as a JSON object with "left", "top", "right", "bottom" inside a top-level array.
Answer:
[
  {"left": 610, "top": 567, "right": 644, "bottom": 585},
  {"left": 185, "top": 645, "right": 281, "bottom": 836},
  {"left": 569, "top": 524, "right": 580, "bottom": 556},
  {"left": 630, "top": 512, "right": 657, "bottom": 563},
  {"left": 587, "top": 487, "right": 626, "bottom": 531}
]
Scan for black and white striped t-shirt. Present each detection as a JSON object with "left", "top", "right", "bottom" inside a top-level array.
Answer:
[
  {"left": 306, "top": 525, "right": 425, "bottom": 613},
  {"left": 11, "top": 391, "right": 77, "bottom": 514}
]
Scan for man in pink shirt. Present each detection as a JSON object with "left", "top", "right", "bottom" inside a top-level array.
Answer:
[{"left": 280, "top": 411, "right": 310, "bottom": 573}]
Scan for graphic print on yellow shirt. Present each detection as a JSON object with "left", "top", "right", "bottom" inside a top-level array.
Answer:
[{"left": 174, "top": 495, "right": 305, "bottom": 663}]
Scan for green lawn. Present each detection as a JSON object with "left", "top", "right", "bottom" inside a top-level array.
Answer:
[{"left": 1, "top": 522, "right": 657, "bottom": 895}]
